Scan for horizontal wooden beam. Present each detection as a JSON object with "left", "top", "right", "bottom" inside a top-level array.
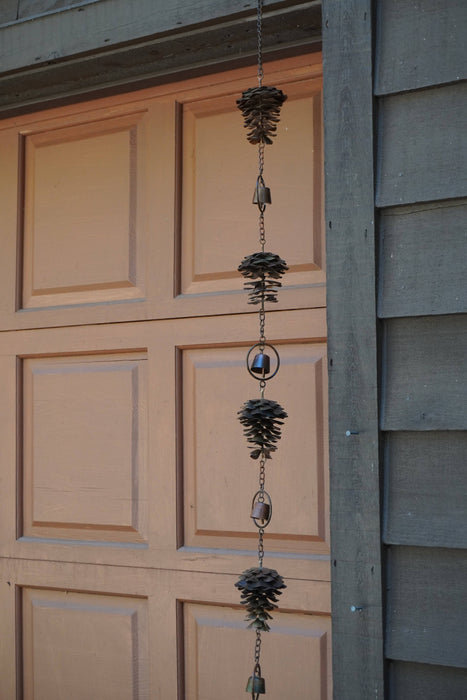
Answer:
[{"left": 0, "top": 1, "right": 321, "bottom": 116}]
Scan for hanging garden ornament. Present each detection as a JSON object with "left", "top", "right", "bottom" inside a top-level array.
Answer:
[
  {"left": 235, "top": 0, "right": 289, "bottom": 696},
  {"left": 237, "top": 85, "right": 287, "bottom": 145},
  {"left": 239, "top": 252, "right": 288, "bottom": 305}
]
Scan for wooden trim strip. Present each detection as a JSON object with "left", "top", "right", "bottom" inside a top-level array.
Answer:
[
  {"left": 0, "top": 2, "right": 322, "bottom": 117},
  {"left": 322, "top": 0, "right": 385, "bottom": 697}
]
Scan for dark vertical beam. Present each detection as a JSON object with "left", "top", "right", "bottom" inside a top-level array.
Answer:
[{"left": 322, "top": 1, "right": 385, "bottom": 698}]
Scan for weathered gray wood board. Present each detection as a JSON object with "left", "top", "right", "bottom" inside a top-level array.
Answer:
[
  {"left": 386, "top": 546, "right": 467, "bottom": 668},
  {"left": 375, "top": 0, "right": 467, "bottom": 95},
  {"left": 16, "top": 0, "right": 83, "bottom": 20},
  {"left": 378, "top": 199, "right": 467, "bottom": 318},
  {"left": 0, "top": 1, "right": 321, "bottom": 115},
  {"left": 323, "top": 0, "right": 384, "bottom": 697},
  {"left": 0, "top": 0, "right": 320, "bottom": 72},
  {"left": 376, "top": 83, "right": 467, "bottom": 207},
  {"left": 0, "top": 0, "right": 18, "bottom": 24},
  {"left": 381, "top": 314, "right": 467, "bottom": 430},
  {"left": 389, "top": 661, "right": 467, "bottom": 700},
  {"left": 383, "top": 431, "right": 467, "bottom": 548}
]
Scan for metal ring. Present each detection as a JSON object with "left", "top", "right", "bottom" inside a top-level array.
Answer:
[
  {"left": 250, "top": 490, "right": 272, "bottom": 528},
  {"left": 246, "top": 342, "right": 280, "bottom": 381}
]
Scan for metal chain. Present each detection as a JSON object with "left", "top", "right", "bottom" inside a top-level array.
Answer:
[
  {"left": 258, "top": 144, "right": 267, "bottom": 248},
  {"left": 256, "top": 0, "right": 264, "bottom": 86},
  {"left": 258, "top": 143, "right": 265, "bottom": 178},
  {"left": 259, "top": 212, "right": 266, "bottom": 250},
  {"left": 259, "top": 457, "right": 266, "bottom": 496},
  {"left": 254, "top": 630, "right": 262, "bottom": 665},
  {"left": 257, "top": 527, "right": 265, "bottom": 567},
  {"left": 259, "top": 306, "right": 266, "bottom": 346}
]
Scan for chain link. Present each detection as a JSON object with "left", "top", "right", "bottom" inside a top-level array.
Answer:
[
  {"left": 258, "top": 144, "right": 267, "bottom": 249},
  {"left": 254, "top": 630, "right": 262, "bottom": 665},
  {"left": 258, "top": 143, "right": 265, "bottom": 178},
  {"left": 259, "top": 212, "right": 266, "bottom": 249},
  {"left": 259, "top": 306, "right": 266, "bottom": 345},
  {"left": 256, "top": 0, "right": 264, "bottom": 86},
  {"left": 259, "top": 457, "right": 266, "bottom": 495},
  {"left": 257, "top": 527, "right": 265, "bottom": 567}
]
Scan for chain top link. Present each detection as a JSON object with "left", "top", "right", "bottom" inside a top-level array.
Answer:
[{"left": 256, "top": 0, "right": 264, "bottom": 86}]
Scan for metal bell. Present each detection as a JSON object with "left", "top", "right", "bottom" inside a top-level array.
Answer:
[
  {"left": 251, "top": 501, "right": 271, "bottom": 522},
  {"left": 246, "top": 664, "right": 266, "bottom": 694},
  {"left": 251, "top": 352, "right": 270, "bottom": 375},
  {"left": 253, "top": 181, "right": 271, "bottom": 206}
]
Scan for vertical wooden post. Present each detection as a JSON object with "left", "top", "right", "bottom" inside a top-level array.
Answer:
[{"left": 322, "top": 1, "right": 385, "bottom": 698}]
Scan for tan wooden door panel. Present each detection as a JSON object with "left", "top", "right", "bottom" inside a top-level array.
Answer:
[
  {"left": 184, "top": 604, "right": 331, "bottom": 699},
  {"left": 22, "top": 352, "right": 149, "bottom": 543},
  {"left": 182, "top": 341, "right": 329, "bottom": 554},
  {"left": 0, "top": 309, "right": 329, "bottom": 581},
  {"left": 0, "top": 54, "right": 330, "bottom": 699},
  {"left": 22, "top": 114, "right": 148, "bottom": 309},
  {"left": 180, "top": 77, "right": 324, "bottom": 297},
  {"left": 0, "top": 54, "right": 324, "bottom": 332},
  {"left": 0, "top": 558, "right": 330, "bottom": 698}
]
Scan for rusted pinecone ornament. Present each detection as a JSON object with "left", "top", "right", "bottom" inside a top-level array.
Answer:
[
  {"left": 236, "top": 567, "right": 286, "bottom": 631},
  {"left": 239, "top": 252, "right": 288, "bottom": 304},
  {"left": 238, "top": 398, "right": 288, "bottom": 459},
  {"left": 237, "top": 86, "right": 288, "bottom": 145}
]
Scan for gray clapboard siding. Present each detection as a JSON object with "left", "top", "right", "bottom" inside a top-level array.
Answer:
[
  {"left": 389, "top": 661, "right": 467, "bottom": 700},
  {"left": 375, "top": 0, "right": 467, "bottom": 95},
  {"left": 383, "top": 431, "right": 467, "bottom": 549},
  {"left": 376, "top": 82, "right": 467, "bottom": 207},
  {"left": 381, "top": 314, "right": 467, "bottom": 431},
  {"left": 378, "top": 199, "right": 467, "bottom": 318},
  {"left": 0, "top": 2, "right": 321, "bottom": 116},
  {"left": 0, "top": 0, "right": 18, "bottom": 24},
  {"left": 386, "top": 546, "right": 467, "bottom": 668},
  {"left": 323, "top": 0, "right": 384, "bottom": 697},
  {"left": 16, "top": 0, "right": 86, "bottom": 20}
]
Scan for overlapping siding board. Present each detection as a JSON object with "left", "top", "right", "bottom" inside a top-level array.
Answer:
[
  {"left": 389, "top": 661, "right": 467, "bottom": 700},
  {"left": 375, "top": 0, "right": 467, "bottom": 695}
]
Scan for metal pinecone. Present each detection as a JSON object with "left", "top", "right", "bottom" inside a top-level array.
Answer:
[
  {"left": 239, "top": 252, "right": 288, "bottom": 280},
  {"left": 237, "top": 86, "right": 287, "bottom": 145},
  {"left": 235, "top": 567, "right": 286, "bottom": 631},
  {"left": 238, "top": 398, "right": 288, "bottom": 459},
  {"left": 239, "top": 252, "right": 288, "bottom": 304}
]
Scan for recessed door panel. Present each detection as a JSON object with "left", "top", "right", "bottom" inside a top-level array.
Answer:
[{"left": 0, "top": 55, "right": 329, "bottom": 699}]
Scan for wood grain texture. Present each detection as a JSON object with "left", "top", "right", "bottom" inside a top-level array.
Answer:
[
  {"left": 386, "top": 546, "right": 467, "bottom": 668},
  {"left": 17, "top": 0, "right": 81, "bottom": 20},
  {"left": 0, "top": 2, "right": 321, "bottom": 116},
  {"left": 375, "top": 0, "right": 467, "bottom": 95},
  {"left": 184, "top": 603, "right": 332, "bottom": 699},
  {"left": 323, "top": 1, "right": 384, "bottom": 697},
  {"left": 22, "top": 587, "right": 149, "bottom": 699},
  {"left": 180, "top": 80, "right": 324, "bottom": 297},
  {"left": 182, "top": 342, "right": 329, "bottom": 554},
  {"left": 383, "top": 431, "right": 467, "bottom": 549},
  {"left": 389, "top": 661, "right": 467, "bottom": 700},
  {"left": 381, "top": 315, "right": 467, "bottom": 430},
  {"left": 376, "top": 83, "right": 467, "bottom": 207},
  {"left": 0, "top": 0, "right": 18, "bottom": 25},
  {"left": 378, "top": 199, "right": 467, "bottom": 318}
]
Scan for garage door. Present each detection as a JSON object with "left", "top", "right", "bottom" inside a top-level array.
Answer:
[{"left": 0, "top": 53, "right": 330, "bottom": 698}]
